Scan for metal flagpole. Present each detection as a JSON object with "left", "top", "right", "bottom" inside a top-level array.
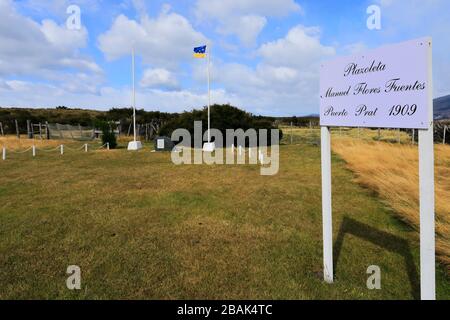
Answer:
[
  {"left": 132, "top": 46, "right": 137, "bottom": 143},
  {"left": 207, "top": 44, "right": 211, "bottom": 143}
]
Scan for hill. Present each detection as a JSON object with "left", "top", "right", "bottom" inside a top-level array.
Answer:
[{"left": 434, "top": 95, "right": 450, "bottom": 120}]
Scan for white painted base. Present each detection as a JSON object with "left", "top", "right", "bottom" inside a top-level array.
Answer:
[
  {"left": 203, "top": 142, "right": 215, "bottom": 152},
  {"left": 127, "top": 141, "right": 143, "bottom": 151}
]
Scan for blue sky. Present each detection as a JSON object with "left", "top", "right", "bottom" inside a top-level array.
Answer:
[{"left": 1, "top": 0, "right": 449, "bottom": 116}]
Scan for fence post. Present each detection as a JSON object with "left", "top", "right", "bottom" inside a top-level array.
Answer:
[
  {"left": 45, "top": 121, "right": 50, "bottom": 140},
  {"left": 443, "top": 125, "right": 447, "bottom": 145},
  {"left": 27, "top": 120, "right": 32, "bottom": 139},
  {"left": 15, "top": 119, "right": 20, "bottom": 139},
  {"left": 290, "top": 122, "right": 293, "bottom": 144},
  {"left": 2, "top": 147, "right": 5, "bottom": 160},
  {"left": 60, "top": 145, "right": 64, "bottom": 155},
  {"left": 107, "top": 142, "right": 110, "bottom": 150},
  {"left": 85, "top": 144, "right": 88, "bottom": 152},
  {"left": 32, "top": 145, "right": 36, "bottom": 157}
]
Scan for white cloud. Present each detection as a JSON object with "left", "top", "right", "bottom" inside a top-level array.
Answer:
[
  {"left": 98, "top": 8, "right": 207, "bottom": 69},
  {"left": 0, "top": 78, "right": 238, "bottom": 113},
  {"left": 375, "top": 0, "right": 450, "bottom": 97},
  {"left": 40, "top": 19, "right": 87, "bottom": 51},
  {"left": 140, "top": 68, "right": 179, "bottom": 90},
  {"left": 0, "top": 0, "right": 101, "bottom": 82},
  {"left": 217, "top": 15, "right": 267, "bottom": 47},
  {"left": 192, "top": 24, "right": 336, "bottom": 115},
  {"left": 259, "top": 26, "right": 335, "bottom": 69},
  {"left": 195, "top": 0, "right": 301, "bottom": 46}
]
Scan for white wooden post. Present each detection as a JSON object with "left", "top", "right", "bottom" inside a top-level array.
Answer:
[
  {"left": 85, "top": 144, "right": 88, "bottom": 152},
  {"left": 290, "top": 122, "right": 293, "bottom": 144},
  {"left": 418, "top": 41, "right": 435, "bottom": 300},
  {"left": 419, "top": 126, "right": 435, "bottom": 300},
  {"left": 60, "top": 144, "right": 64, "bottom": 155},
  {"left": 32, "top": 145, "right": 36, "bottom": 157},
  {"left": 107, "top": 142, "right": 110, "bottom": 150},
  {"left": 443, "top": 125, "right": 447, "bottom": 145},
  {"left": 321, "top": 126, "right": 333, "bottom": 283},
  {"left": 2, "top": 147, "right": 5, "bottom": 161}
]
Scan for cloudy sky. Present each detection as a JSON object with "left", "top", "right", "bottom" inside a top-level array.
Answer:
[{"left": 0, "top": 0, "right": 449, "bottom": 116}]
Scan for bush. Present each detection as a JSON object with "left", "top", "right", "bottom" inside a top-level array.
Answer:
[
  {"left": 96, "top": 121, "right": 117, "bottom": 149},
  {"left": 159, "top": 104, "right": 282, "bottom": 146}
]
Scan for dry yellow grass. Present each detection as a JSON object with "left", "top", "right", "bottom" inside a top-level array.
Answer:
[
  {"left": 332, "top": 138, "right": 450, "bottom": 272},
  {"left": 0, "top": 135, "right": 68, "bottom": 150}
]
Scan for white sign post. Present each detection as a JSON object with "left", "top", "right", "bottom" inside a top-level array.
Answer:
[{"left": 319, "top": 37, "right": 435, "bottom": 300}]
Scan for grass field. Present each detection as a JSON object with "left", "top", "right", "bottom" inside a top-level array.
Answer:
[{"left": 0, "top": 134, "right": 449, "bottom": 299}]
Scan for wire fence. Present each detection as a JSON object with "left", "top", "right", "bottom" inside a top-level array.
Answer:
[
  {"left": 47, "top": 123, "right": 95, "bottom": 141},
  {"left": 281, "top": 125, "right": 450, "bottom": 146}
]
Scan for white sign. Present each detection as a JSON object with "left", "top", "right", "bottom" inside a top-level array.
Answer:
[
  {"left": 157, "top": 139, "right": 165, "bottom": 149},
  {"left": 319, "top": 38, "right": 435, "bottom": 300},
  {"left": 320, "top": 37, "right": 431, "bottom": 129}
]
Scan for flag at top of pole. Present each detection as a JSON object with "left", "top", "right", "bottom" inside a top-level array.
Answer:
[
  {"left": 194, "top": 44, "right": 215, "bottom": 152},
  {"left": 193, "top": 45, "right": 207, "bottom": 58}
]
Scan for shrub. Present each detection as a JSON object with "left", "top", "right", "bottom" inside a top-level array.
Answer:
[
  {"left": 96, "top": 121, "right": 117, "bottom": 149},
  {"left": 159, "top": 104, "right": 283, "bottom": 146}
]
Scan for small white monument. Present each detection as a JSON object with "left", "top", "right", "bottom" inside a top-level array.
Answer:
[
  {"left": 128, "top": 140, "right": 143, "bottom": 151},
  {"left": 203, "top": 142, "right": 215, "bottom": 152}
]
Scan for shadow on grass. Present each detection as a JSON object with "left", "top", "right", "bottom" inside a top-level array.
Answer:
[{"left": 333, "top": 216, "right": 420, "bottom": 299}]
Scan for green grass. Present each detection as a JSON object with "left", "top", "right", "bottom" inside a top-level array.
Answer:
[{"left": 0, "top": 140, "right": 448, "bottom": 299}]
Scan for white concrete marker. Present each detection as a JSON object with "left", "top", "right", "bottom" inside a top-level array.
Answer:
[
  {"left": 107, "top": 142, "right": 110, "bottom": 150},
  {"left": 32, "top": 145, "right": 36, "bottom": 157},
  {"left": 2, "top": 147, "right": 5, "bottom": 161},
  {"left": 85, "top": 144, "right": 88, "bottom": 152},
  {"left": 60, "top": 145, "right": 64, "bottom": 155}
]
